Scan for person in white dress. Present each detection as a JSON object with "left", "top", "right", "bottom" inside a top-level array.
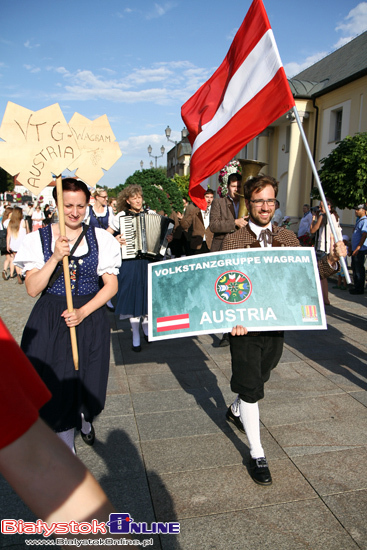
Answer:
[
  {"left": 31, "top": 204, "right": 44, "bottom": 231},
  {"left": 6, "top": 206, "right": 28, "bottom": 283}
]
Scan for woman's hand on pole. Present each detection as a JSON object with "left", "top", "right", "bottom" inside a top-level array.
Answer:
[
  {"left": 53, "top": 236, "right": 70, "bottom": 262},
  {"left": 61, "top": 309, "right": 85, "bottom": 327}
]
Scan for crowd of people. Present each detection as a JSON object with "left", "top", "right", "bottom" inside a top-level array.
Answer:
[
  {"left": 0, "top": 171, "right": 364, "bottom": 521},
  {"left": 0, "top": 200, "right": 57, "bottom": 283}
]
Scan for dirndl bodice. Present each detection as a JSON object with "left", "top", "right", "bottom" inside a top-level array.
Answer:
[{"left": 39, "top": 224, "right": 100, "bottom": 296}]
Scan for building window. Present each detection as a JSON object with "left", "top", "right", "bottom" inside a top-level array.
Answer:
[{"left": 330, "top": 108, "right": 343, "bottom": 142}]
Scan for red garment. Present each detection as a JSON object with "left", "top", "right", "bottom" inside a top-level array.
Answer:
[{"left": 0, "top": 318, "right": 51, "bottom": 449}]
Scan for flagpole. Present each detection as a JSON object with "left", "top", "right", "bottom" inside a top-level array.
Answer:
[{"left": 292, "top": 106, "right": 351, "bottom": 284}]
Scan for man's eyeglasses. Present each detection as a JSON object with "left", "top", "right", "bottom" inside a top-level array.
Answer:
[
  {"left": 98, "top": 195, "right": 108, "bottom": 200},
  {"left": 249, "top": 199, "right": 277, "bottom": 207}
]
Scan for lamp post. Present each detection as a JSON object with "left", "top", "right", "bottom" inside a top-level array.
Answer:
[
  {"left": 165, "top": 126, "right": 189, "bottom": 177},
  {"left": 147, "top": 144, "right": 165, "bottom": 168},
  {"left": 140, "top": 160, "right": 144, "bottom": 171}
]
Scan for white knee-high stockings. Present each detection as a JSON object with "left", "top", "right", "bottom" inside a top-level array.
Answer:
[
  {"left": 130, "top": 317, "right": 141, "bottom": 346},
  {"left": 239, "top": 399, "right": 265, "bottom": 459},
  {"left": 141, "top": 315, "right": 148, "bottom": 336}
]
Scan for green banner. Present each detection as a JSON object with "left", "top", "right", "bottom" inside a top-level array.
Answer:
[{"left": 148, "top": 247, "right": 326, "bottom": 341}]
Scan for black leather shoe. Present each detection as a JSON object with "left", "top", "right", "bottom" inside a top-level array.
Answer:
[
  {"left": 143, "top": 333, "right": 150, "bottom": 343},
  {"left": 81, "top": 424, "right": 95, "bottom": 446},
  {"left": 132, "top": 345, "right": 141, "bottom": 352},
  {"left": 226, "top": 406, "right": 246, "bottom": 434},
  {"left": 349, "top": 289, "right": 364, "bottom": 295},
  {"left": 218, "top": 333, "right": 230, "bottom": 347},
  {"left": 249, "top": 457, "right": 272, "bottom": 486}
]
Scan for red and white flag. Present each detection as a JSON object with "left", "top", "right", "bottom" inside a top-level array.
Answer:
[
  {"left": 156, "top": 313, "right": 190, "bottom": 333},
  {"left": 181, "top": 0, "right": 295, "bottom": 209}
]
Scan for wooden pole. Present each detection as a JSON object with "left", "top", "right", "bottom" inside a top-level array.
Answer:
[{"left": 56, "top": 175, "right": 79, "bottom": 370}]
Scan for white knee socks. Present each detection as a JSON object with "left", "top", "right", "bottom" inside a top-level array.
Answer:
[
  {"left": 141, "top": 315, "right": 148, "bottom": 337},
  {"left": 130, "top": 317, "right": 141, "bottom": 346},
  {"left": 239, "top": 399, "right": 265, "bottom": 459}
]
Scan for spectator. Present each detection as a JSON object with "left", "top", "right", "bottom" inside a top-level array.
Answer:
[
  {"left": 298, "top": 204, "right": 313, "bottom": 237},
  {"left": 43, "top": 203, "right": 53, "bottom": 226},
  {"left": 25, "top": 202, "right": 34, "bottom": 232},
  {"left": 31, "top": 204, "right": 44, "bottom": 231},
  {"left": 310, "top": 198, "right": 342, "bottom": 305},
  {"left": 1, "top": 206, "right": 13, "bottom": 280},
  {"left": 6, "top": 206, "right": 29, "bottom": 283},
  {"left": 272, "top": 199, "right": 283, "bottom": 226},
  {"left": 333, "top": 234, "right": 350, "bottom": 290},
  {"left": 349, "top": 203, "right": 367, "bottom": 295}
]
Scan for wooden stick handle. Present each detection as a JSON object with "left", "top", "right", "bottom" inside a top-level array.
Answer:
[{"left": 56, "top": 176, "right": 79, "bottom": 370}]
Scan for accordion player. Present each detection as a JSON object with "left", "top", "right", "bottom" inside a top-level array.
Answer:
[{"left": 119, "top": 211, "right": 174, "bottom": 260}]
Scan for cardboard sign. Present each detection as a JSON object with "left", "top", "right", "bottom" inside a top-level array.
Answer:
[
  {"left": 0, "top": 102, "right": 80, "bottom": 193},
  {"left": 0, "top": 102, "right": 122, "bottom": 193},
  {"left": 68, "top": 113, "right": 122, "bottom": 186},
  {"left": 148, "top": 247, "right": 326, "bottom": 341}
]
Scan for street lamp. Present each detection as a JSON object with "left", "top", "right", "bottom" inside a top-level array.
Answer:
[
  {"left": 165, "top": 125, "right": 189, "bottom": 143},
  {"left": 165, "top": 126, "right": 189, "bottom": 177},
  {"left": 140, "top": 160, "right": 144, "bottom": 170},
  {"left": 147, "top": 144, "right": 165, "bottom": 168}
]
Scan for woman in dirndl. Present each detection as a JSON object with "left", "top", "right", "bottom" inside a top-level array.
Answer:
[
  {"left": 107, "top": 184, "right": 154, "bottom": 352},
  {"left": 14, "top": 178, "right": 121, "bottom": 453}
]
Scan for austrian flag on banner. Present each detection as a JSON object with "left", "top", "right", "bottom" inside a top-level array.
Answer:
[
  {"left": 181, "top": 0, "right": 295, "bottom": 209},
  {"left": 156, "top": 313, "right": 190, "bottom": 333}
]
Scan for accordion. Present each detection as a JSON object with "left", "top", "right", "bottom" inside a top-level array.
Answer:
[{"left": 119, "top": 212, "right": 174, "bottom": 260}]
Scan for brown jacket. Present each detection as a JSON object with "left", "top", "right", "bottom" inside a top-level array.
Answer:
[
  {"left": 222, "top": 224, "right": 338, "bottom": 280},
  {"left": 209, "top": 196, "right": 237, "bottom": 252},
  {"left": 180, "top": 206, "right": 214, "bottom": 251}
]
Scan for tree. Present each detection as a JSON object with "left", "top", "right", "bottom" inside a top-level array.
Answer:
[
  {"left": 315, "top": 133, "right": 367, "bottom": 209},
  {"left": 118, "top": 169, "right": 184, "bottom": 215},
  {"left": 171, "top": 173, "right": 190, "bottom": 200},
  {"left": 0, "top": 168, "right": 14, "bottom": 194}
]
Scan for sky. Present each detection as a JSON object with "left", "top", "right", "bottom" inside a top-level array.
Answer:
[{"left": 1, "top": 0, "right": 367, "bottom": 189}]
